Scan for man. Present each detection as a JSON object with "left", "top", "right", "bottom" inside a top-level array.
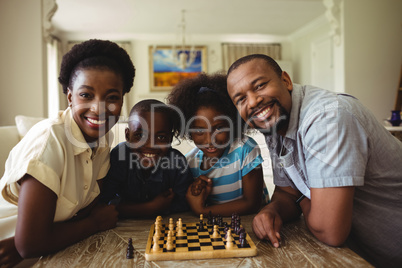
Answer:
[{"left": 226, "top": 54, "right": 402, "bottom": 267}]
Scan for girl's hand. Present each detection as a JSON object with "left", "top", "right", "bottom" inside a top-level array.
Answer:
[
  {"left": 190, "top": 175, "right": 212, "bottom": 196},
  {"left": 185, "top": 181, "right": 211, "bottom": 214},
  {"left": 89, "top": 203, "right": 119, "bottom": 232},
  {"left": 0, "top": 237, "right": 23, "bottom": 268},
  {"left": 190, "top": 175, "right": 211, "bottom": 196}
]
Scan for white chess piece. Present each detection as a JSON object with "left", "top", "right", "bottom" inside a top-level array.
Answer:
[
  {"left": 152, "top": 235, "right": 160, "bottom": 252},
  {"left": 226, "top": 229, "right": 234, "bottom": 249},
  {"left": 212, "top": 225, "right": 220, "bottom": 238}
]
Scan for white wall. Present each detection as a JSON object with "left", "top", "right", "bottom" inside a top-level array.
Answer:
[
  {"left": 0, "top": 0, "right": 45, "bottom": 126},
  {"left": 61, "top": 33, "right": 291, "bottom": 110},
  {"left": 289, "top": 0, "right": 402, "bottom": 123},
  {"left": 289, "top": 15, "right": 333, "bottom": 86},
  {"left": 343, "top": 0, "right": 402, "bottom": 122}
]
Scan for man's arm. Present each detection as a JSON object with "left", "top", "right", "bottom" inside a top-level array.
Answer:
[{"left": 300, "top": 186, "right": 354, "bottom": 246}]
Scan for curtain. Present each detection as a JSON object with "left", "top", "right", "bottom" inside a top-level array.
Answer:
[
  {"left": 222, "top": 43, "right": 282, "bottom": 71},
  {"left": 46, "top": 36, "right": 65, "bottom": 118}
]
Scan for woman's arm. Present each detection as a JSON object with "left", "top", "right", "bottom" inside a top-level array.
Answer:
[
  {"left": 14, "top": 175, "right": 118, "bottom": 258},
  {"left": 185, "top": 165, "right": 264, "bottom": 217}
]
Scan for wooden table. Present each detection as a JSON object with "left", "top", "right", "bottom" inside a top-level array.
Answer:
[{"left": 32, "top": 213, "right": 372, "bottom": 267}]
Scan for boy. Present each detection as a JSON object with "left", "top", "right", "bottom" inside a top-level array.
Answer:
[{"left": 101, "top": 99, "right": 193, "bottom": 217}]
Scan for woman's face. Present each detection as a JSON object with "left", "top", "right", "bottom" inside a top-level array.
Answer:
[
  {"left": 190, "top": 106, "right": 231, "bottom": 160},
  {"left": 67, "top": 68, "right": 124, "bottom": 143}
]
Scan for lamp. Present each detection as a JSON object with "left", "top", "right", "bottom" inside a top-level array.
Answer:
[{"left": 171, "top": 10, "right": 197, "bottom": 70}]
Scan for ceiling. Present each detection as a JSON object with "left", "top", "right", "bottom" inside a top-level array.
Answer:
[{"left": 51, "top": 0, "right": 326, "bottom": 37}]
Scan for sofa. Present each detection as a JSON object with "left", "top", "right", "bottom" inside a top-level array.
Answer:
[{"left": 0, "top": 115, "right": 274, "bottom": 196}]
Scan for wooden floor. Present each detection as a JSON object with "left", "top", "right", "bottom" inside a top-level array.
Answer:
[{"left": 32, "top": 213, "right": 372, "bottom": 267}]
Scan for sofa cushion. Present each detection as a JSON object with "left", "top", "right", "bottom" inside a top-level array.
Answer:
[
  {"left": 15, "top": 115, "right": 45, "bottom": 139},
  {"left": 0, "top": 126, "right": 20, "bottom": 177}
]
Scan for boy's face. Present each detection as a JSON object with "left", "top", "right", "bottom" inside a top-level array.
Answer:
[
  {"left": 125, "top": 111, "right": 173, "bottom": 168},
  {"left": 190, "top": 106, "right": 231, "bottom": 160},
  {"left": 67, "top": 68, "right": 124, "bottom": 143}
]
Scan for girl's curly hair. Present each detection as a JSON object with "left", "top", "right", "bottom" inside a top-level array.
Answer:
[
  {"left": 166, "top": 72, "right": 247, "bottom": 141},
  {"left": 58, "top": 39, "right": 135, "bottom": 95}
]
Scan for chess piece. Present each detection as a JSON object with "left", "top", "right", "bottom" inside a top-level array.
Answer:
[
  {"left": 207, "top": 211, "right": 213, "bottom": 225},
  {"left": 126, "top": 238, "right": 134, "bottom": 259},
  {"left": 176, "top": 218, "right": 184, "bottom": 236},
  {"left": 166, "top": 230, "right": 174, "bottom": 251},
  {"left": 239, "top": 232, "right": 246, "bottom": 248},
  {"left": 212, "top": 225, "right": 220, "bottom": 238},
  {"left": 154, "top": 224, "right": 162, "bottom": 238},
  {"left": 224, "top": 225, "right": 229, "bottom": 239},
  {"left": 152, "top": 235, "right": 160, "bottom": 252},
  {"left": 169, "top": 218, "right": 175, "bottom": 234},
  {"left": 226, "top": 229, "right": 234, "bottom": 249},
  {"left": 212, "top": 216, "right": 216, "bottom": 226}
]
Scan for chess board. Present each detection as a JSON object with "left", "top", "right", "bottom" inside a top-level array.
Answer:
[{"left": 145, "top": 221, "right": 257, "bottom": 261}]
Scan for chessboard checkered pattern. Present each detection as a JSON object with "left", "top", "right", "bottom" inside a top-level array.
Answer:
[{"left": 145, "top": 222, "right": 257, "bottom": 261}]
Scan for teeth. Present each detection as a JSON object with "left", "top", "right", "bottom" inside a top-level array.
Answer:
[
  {"left": 143, "top": 153, "right": 156, "bottom": 158},
  {"left": 256, "top": 107, "right": 270, "bottom": 118},
  {"left": 87, "top": 118, "right": 106, "bottom": 125}
]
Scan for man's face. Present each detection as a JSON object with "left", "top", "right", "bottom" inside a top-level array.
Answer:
[{"left": 227, "top": 59, "right": 293, "bottom": 136}]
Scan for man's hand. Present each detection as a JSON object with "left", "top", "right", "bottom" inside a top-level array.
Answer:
[
  {"left": 252, "top": 205, "right": 282, "bottom": 248},
  {"left": 0, "top": 237, "right": 23, "bottom": 268}
]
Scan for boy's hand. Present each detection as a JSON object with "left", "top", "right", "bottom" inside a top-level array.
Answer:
[
  {"left": 151, "top": 188, "right": 175, "bottom": 211},
  {"left": 89, "top": 203, "right": 119, "bottom": 232},
  {"left": 0, "top": 237, "right": 23, "bottom": 268}
]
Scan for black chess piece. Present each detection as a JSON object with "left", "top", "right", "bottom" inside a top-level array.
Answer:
[
  {"left": 212, "top": 216, "right": 216, "bottom": 226},
  {"left": 126, "top": 238, "right": 134, "bottom": 259},
  {"left": 198, "top": 219, "right": 205, "bottom": 231},
  {"left": 224, "top": 225, "right": 229, "bottom": 239},
  {"left": 237, "top": 227, "right": 245, "bottom": 236},
  {"left": 239, "top": 232, "right": 246, "bottom": 248},
  {"left": 207, "top": 211, "right": 213, "bottom": 225}
]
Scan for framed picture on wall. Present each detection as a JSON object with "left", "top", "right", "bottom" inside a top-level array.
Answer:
[{"left": 149, "top": 46, "right": 207, "bottom": 91}]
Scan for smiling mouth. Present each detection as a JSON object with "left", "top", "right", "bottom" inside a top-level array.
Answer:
[
  {"left": 251, "top": 104, "right": 273, "bottom": 122},
  {"left": 205, "top": 147, "right": 218, "bottom": 153},
  {"left": 87, "top": 118, "right": 106, "bottom": 125},
  {"left": 143, "top": 153, "right": 156, "bottom": 158},
  {"left": 255, "top": 107, "right": 271, "bottom": 119}
]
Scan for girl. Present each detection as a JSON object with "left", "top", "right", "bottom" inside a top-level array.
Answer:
[
  {"left": 167, "top": 73, "right": 269, "bottom": 217},
  {"left": 0, "top": 39, "right": 135, "bottom": 267}
]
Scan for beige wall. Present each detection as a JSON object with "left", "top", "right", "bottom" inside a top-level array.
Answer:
[
  {"left": 290, "top": 0, "right": 402, "bottom": 123},
  {"left": 0, "top": 0, "right": 45, "bottom": 126},
  {"left": 0, "top": 0, "right": 401, "bottom": 126},
  {"left": 343, "top": 0, "right": 402, "bottom": 122}
]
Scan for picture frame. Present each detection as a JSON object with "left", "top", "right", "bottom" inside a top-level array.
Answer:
[{"left": 149, "top": 45, "right": 207, "bottom": 91}]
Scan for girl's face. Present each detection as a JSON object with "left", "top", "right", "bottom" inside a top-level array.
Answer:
[
  {"left": 125, "top": 111, "right": 173, "bottom": 168},
  {"left": 67, "top": 68, "right": 124, "bottom": 143},
  {"left": 190, "top": 106, "right": 231, "bottom": 160}
]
